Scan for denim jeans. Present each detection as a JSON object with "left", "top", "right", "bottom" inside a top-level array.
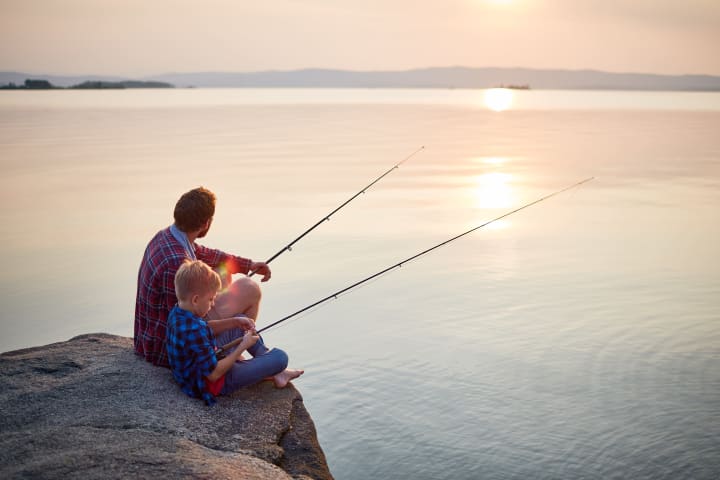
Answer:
[{"left": 214, "top": 328, "right": 289, "bottom": 395}]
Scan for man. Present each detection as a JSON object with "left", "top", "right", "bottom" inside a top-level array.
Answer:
[{"left": 134, "top": 186, "right": 271, "bottom": 367}]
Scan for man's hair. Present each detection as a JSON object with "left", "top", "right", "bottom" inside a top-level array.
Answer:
[
  {"left": 174, "top": 260, "right": 221, "bottom": 301},
  {"left": 173, "top": 187, "right": 216, "bottom": 232}
]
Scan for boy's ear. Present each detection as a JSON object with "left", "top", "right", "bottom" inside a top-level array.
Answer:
[{"left": 191, "top": 293, "right": 200, "bottom": 305}]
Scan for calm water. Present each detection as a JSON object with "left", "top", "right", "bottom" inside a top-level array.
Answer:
[{"left": 1, "top": 89, "right": 719, "bottom": 479}]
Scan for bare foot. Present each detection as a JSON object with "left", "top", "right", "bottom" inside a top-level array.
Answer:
[{"left": 272, "top": 368, "right": 304, "bottom": 388}]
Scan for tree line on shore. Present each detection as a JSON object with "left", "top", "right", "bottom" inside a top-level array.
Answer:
[{"left": 0, "top": 79, "right": 174, "bottom": 89}]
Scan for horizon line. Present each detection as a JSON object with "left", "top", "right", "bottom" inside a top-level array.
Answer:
[{"left": 3, "top": 65, "right": 720, "bottom": 79}]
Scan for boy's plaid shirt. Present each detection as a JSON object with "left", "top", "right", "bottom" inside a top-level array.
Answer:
[
  {"left": 134, "top": 227, "right": 252, "bottom": 367},
  {"left": 166, "top": 305, "right": 218, "bottom": 405}
]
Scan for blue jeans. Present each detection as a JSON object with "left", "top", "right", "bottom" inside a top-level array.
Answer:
[{"left": 214, "top": 328, "right": 289, "bottom": 395}]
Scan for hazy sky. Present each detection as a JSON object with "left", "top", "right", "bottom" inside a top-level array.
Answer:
[{"left": 1, "top": 0, "right": 719, "bottom": 76}]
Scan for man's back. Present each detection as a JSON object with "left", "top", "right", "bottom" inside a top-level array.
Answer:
[{"left": 134, "top": 227, "right": 187, "bottom": 367}]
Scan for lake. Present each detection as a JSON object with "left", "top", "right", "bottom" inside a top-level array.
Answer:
[{"left": 1, "top": 88, "right": 718, "bottom": 479}]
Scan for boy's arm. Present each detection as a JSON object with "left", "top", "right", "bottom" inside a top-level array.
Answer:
[
  {"left": 206, "top": 333, "right": 259, "bottom": 382},
  {"left": 207, "top": 317, "right": 255, "bottom": 336}
]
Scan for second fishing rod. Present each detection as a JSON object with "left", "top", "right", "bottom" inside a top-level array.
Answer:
[
  {"left": 248, "top": 146, "right": 425, "bottom": 277},
  {"left": 217, "top": 177, "right": 594, "bottom": 357}
]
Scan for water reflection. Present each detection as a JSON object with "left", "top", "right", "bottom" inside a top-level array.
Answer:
[
  {"left": 480, "top": 156, "right": 507, "bottom": 165},
  {"left": 483, "top": 88, "right": 514, "bottom": 111},
  {"left": 475, "top": 171, "right": 514, "bottom": 209}
]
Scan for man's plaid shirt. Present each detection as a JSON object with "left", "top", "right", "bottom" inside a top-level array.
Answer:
[
  {"left": 166, "top": 305, "right": 218, "bottom": 405},
  {"left": 134, "top": 227, "right": 252, "bottom": 367}
]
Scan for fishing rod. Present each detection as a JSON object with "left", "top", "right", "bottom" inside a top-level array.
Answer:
[
  {"left": 218, "top": 177, "right": 593, "bottom": 356},
  {"left": 248, "top": 146, "right": 425, "bottom": 277}
]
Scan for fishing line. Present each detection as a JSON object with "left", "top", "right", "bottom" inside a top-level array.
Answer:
[
  {"left": 217, "top": 177, "right": 594, "bottom": 356},
  {"left": 248, "top": 146, "right": 425, "bottom": 276}
]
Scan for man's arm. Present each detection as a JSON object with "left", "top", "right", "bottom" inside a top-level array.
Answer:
[{"left": 195, "top": 244, "right": 252, "bottom": 275}]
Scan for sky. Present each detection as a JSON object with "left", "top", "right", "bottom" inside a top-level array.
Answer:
[{"left": 1, "top": 0, "right": 719, "bottom": 77}]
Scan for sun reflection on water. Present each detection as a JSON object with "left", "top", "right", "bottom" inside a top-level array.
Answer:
[
  {"left": 469, "top": 157, "right": 516, "bottom": 215},
  {"left": 475, "top": 171, "right": 514, "bottom": 210},
  {"left": 473, "top": 169, "right": 515, "bottom": 231},
  {"left": 483, "top": 88, "right": 514, "bottom": 111},
  {"left": 480, "top": 156, "right": 507, "bottom": 165}
]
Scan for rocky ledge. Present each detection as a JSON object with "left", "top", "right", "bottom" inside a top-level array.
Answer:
[{"left": 0, "top": 334, "right": 333, "bottom": 480}]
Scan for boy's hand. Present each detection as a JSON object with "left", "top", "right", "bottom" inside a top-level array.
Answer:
[
  {"left": 234, "top": 316, "right": 255, "bottom": 331},
  {"left": 239, "top": 331, "right": 260, "bottom": 350}
]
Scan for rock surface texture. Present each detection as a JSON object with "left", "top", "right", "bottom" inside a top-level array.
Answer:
[{"left": 0, "top": 334, "right": 333, "bottom": 480}]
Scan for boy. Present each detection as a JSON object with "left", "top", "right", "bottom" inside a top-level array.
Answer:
[{"left": 167, "top": 260, "right": 303, "bottom": 405}]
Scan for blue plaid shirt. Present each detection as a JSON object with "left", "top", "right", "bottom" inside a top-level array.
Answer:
[{"left": 166, "top": 305, "right": 219, "bottom": 405}]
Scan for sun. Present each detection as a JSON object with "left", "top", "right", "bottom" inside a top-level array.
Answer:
[{"left": 480, "top": 0, "right": 520, "bottom": 10}]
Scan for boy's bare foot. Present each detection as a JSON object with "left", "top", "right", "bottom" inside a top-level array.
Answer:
[{"left": 272, "top": 368, "right": 304, "bottom": 388}]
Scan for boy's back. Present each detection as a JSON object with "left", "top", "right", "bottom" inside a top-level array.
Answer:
[{"left": 167, "top": 304, "right": 220, "bottom": 405}]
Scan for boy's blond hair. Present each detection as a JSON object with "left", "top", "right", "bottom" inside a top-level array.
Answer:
[{"left": 174, "top": 260, "right": 222, "bottom": 301}]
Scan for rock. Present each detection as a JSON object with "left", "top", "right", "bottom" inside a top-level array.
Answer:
[{"left": 0, "top": 334, "right": 333, "bottom": 480}]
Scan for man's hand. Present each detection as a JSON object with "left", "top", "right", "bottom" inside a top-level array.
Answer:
[{"left": 249, "top": 261, "right": 272, "bottom": 282}]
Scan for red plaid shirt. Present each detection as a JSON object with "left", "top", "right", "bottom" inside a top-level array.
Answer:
[{"left": 134, "top": 227, "right": 252, "bottom": 367}]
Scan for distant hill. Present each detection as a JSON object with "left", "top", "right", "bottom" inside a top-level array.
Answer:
[
  {"left": 147, "top": 67, "right": 720, "bottom": 91},
  {"left": 2, "top": 67, "right": 720, "bottom": 91}
]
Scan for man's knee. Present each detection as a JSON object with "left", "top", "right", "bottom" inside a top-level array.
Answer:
[
  {"left": 213, "top": 276, "right": 262, "bottom": 319},
  {"left": 229, "top": 276, "right": 262, "bottom": 303}
]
